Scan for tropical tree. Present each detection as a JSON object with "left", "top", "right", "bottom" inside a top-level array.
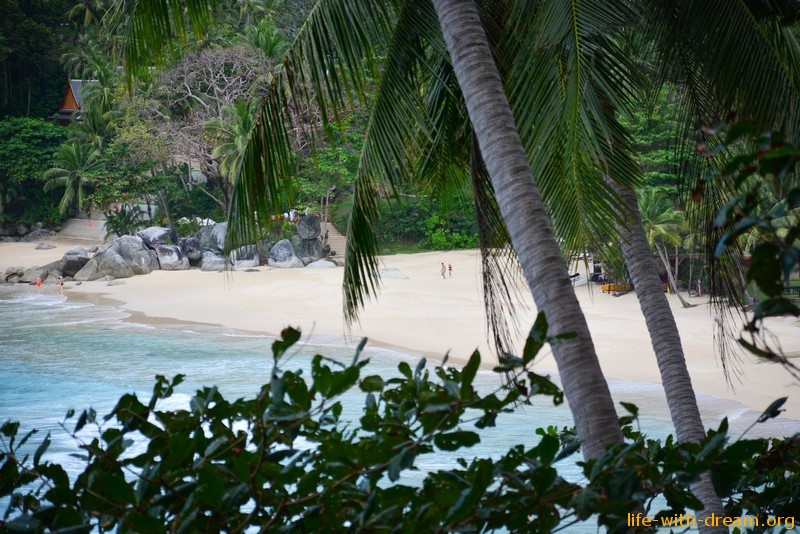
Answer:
[
  {"left": 206, "top": 100, "right": 258, "bottom": 180},
  {"left": 638, "top": 187, "right": 692, "bottom": 308},
  {"left": 43, "top": 143, "right": 103, "bottom": 215},
  {"left": 110, "top": 0, "right": 800, "bottom": 526}
]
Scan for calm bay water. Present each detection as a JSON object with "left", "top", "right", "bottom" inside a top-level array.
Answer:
[{"left": 2, "top": 285, "right": 797, "bottom": 529}]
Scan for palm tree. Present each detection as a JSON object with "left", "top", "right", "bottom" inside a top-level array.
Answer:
[
  {"left": 43, "top": 143, "right": 103, "bottom": 215},
  {"left": 112, "top": 0, "right": 626, "bottom": 462},
  {"left": 638, "top": 188, "right": 693, "bottom": 308},
  {"left": 110, "top": 0, "right": 800, "bottom": 526},
  {"left": 206, "top": 100, "right": 258, "bottom": 180}
]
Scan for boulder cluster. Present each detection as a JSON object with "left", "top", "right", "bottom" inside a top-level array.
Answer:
[
  {"left": 0, "top": 222, "right": 56, "bottom": 243},
  {"left": 3, "top": 216, "right": 338, "bottom": 286}
]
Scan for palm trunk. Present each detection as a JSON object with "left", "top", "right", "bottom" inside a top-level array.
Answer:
[
  {"left": 610, "top": 180, "right": 725, "bottom": 530},
  {"left": 431, "top": 0, "right": 622, "bottom": 460},
  {"left": 657, "top": 242, "right": 693, "bottom": 308}
]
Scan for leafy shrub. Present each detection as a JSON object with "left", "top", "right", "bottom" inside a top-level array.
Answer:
[
  {"left": 1, "top": 318, "right": 798, "bottom": 532},
  {"left": 103, "top": 205, "right": 146, "bottom": 239}
]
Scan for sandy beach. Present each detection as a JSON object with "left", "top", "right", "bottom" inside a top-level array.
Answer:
[{"left": 3, "top": 241, "right": 800, "bottom": 430}]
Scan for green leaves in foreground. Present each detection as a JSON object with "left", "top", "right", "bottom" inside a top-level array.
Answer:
[{"left": 1, "top": 327, "right": 798, "bottom": 532}]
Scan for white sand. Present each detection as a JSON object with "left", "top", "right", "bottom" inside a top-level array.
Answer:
[{"left": 3, "top": 241, "right": 800, "bottom": 430}]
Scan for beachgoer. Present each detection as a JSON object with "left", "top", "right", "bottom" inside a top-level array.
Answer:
[
  {"left": 440, "top": 262, "right": 446, "bottom": 279},
  {"left": 448, "top": 264, "right": 452, "bottom": 277},
  {"left": 35, "top": 275, "right": 42, "bottom": 290},
  {"left": 58, "top": 276, "right": 64, "bottom": 294}
]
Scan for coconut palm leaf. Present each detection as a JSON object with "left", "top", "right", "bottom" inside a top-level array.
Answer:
[
  {"left": 43, "top": 143, "right": 103, "bottom": 215},
  {"left": 106, "top": 0, "right": 216, "bottom": 82},
  {"left": 504, "top": 0, "right": 644, "bottom": 259}
]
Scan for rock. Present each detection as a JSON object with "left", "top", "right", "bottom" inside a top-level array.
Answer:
[
  {"left": 195, "top": 222, "right": 227, "bottom": 254},
  {"left": 200, "top": 251, "right": 227, "bottom": 271},
  {"left": 21, "top": 267, "right": 49, "bottom": 284},
  {"left": 34, "top": 242, "right": 56, "bottom": 250},
  {"left": 137, "top": 226, "right": 174, "bottom": 249},
  {"left": 34, "top": 222, "right": 43, "bottom": 230},
  {"left": 16, "top": 223, "right": 29, "bottom": 236},
  {"left": 268, "top": 239, "right": 304, "bottom": 268},
  {"left": 156, "top": 245, "right": 189, "bottom": 270},
  {"left": 296, "top": 215, "right": 321, "bottom": 240},
  {"left": 23, "top": 229, "right": 54, "bottom": 242},
  {"left": 4, "top": 266, "right": 24, "bottom": 283},
  {"left": 179, "top": 236, "right": 203, "bottom": 262},
  {"left": 74, "top": 236, "right": 158, "bottom": 281},
  {"left": 210, "top": 222, "right": 227, "bottom": 252},
  {"left": 306, "top": 259, "right": 337, "bottom": 268},
  {"left": 243, "top": 268, "right": 259, "bottom": 272},
  {"left": 61, "top": 248, "right": 89, "bottom": 277},
  {"left": 231, "top": 246, "right": 259, "bottom": 268},
  {"left": 296, "top": 238, "right": 323, "bottom": 261},
  {"left": 107, "top": 280, "right": 126, "bottom": 286}
]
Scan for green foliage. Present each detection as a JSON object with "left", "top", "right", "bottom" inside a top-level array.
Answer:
[
  {"left": 378, "top": 195, "right": 479, "bottom": 252},
  {"left": 0, "top": 118, "right": 67, "bottom": 184},
  {"left": 707, "top": 125, "right": 800, "bottom": 368},
  {"left": 1, "top": 324, "right": 798, "bottom": 532},
  {"left": 619, "top": 85, "right": 685, "bottom": 197},
  {"left": 295, "top": 117, "right": 366, "bottom": 208},
  {"left": 0, "top": 0, "right": 75, "bottom": 118},
  {"left": 0, "top": 118, "right": 67, "bottom": 223},
  {"left": 103, "top": 204, "right": 146, "bottom": 238}
]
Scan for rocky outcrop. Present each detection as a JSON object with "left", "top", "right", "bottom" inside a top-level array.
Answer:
[
  {"left": 200, "top": 251, "right": 226, "bottom": 271},
  {"left": 74, "top": 235, "right": 158, "bottom": 281},
  {"left": 61, "top": 247, "right": 90, "bottom": 277},
  {"left": 4, "top": 267, "right": 24, "bottom": 284},
  {"left": 268, "top": 239, "right": 304, "bottom": 268},
  {"left": 137, "top": 226, "right": 174, "bottom": 248},
  {"left": 306, "top": 259, "right": 337, "bottom": 269},
  {"left": 197, "top": 222, "right": 227, "bottom": 254},
  {"left": 297, "top": 215, "right": 321, "bottom": 240},
  {"left": 156, "top": 245, "right": 189, "bottom": 270},
  {"left": 295, "top": 238, "right": 323, "bottom": 261},
  {"left": 34, "top": 242, "right": 56, "bottom": 250},
  {"left": 179, "top": 236, "right": 203, "bottom": 263},
  {"left": 231, "top": 246, "right": 259, "bottom": 269}
]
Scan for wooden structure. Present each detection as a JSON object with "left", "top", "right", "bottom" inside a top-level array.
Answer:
[{"left": 54, "top": 79, "right": 95, "bottom": 125}]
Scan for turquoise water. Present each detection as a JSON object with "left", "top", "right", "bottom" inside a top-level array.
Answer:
[{"left": 2, "top": 286, "right": 797, "bottom": 529}]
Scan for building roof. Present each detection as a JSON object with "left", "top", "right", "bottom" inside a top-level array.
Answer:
[{"left": 54, "top": 79, "right": 97, "bottom": 124}]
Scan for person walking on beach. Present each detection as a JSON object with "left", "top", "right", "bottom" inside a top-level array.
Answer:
[
  {"left": 441, "top": 262, "right": 447, "bottom": 279},
  {"left": 58, "top": 276, "right": 64, "bottom": 294},
  {"left": 448, "top": 264, "right": 452, "bottom": 277},
  {"left": 35, "top": 275, "right": 42, "bottom": 291}
]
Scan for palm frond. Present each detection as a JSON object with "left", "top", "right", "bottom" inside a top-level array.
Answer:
[
  {"left": 107, "top": 0, "right": 216, "bottom": 82},
  {"left": 505, "top": 0, "right": 643, "bottom": 258}
]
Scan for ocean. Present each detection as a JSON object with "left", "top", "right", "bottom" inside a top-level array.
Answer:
[{"left": 2, "top": 286, "right": 798, "bottom": 529}]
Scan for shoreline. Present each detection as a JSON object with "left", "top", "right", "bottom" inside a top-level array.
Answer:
[{"left": 3, "top": 241, "right": 800, "bottom": 434}]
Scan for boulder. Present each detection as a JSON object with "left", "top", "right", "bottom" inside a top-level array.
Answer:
[
  {"left": 196, "top": 222, "right": 227, "bottom": 253},
  {"left": 137, "top": 226, "right": 174, "bottom": 249},
  {"left": 200, "top": 251, "right": 227, "bottom": 271},
  {"left": 34, "top": 242, "right": 56, "bottom": 250},
  {"left": 74, "top": 236, "right": 158, "bottom": 281},
  {"left": 296, "top": 238, "right": 323, "bottom": 262},
  {"left": 23, "top": 229, "right": 53, "bottom": 242},
  {"left": 156, "top": 245, "right": 189, "bottom": 270},
  {"left": 16, "top": 223, "right": 29, "bottom": 236},
  {"left": 306, "top": 259, "right": 337, "bottom": 269},
  {"left": 4, "top": 266, "right": 24, "bottom": 283},
  {"left": 61, "top": 248, "right": 89, "bottom": 277},
  {"left": 21, "top": 266, "right": 49, "bottom": 284},
  {"left": 296, "top": 215, "right": 321, "bottom": 240},
  {"left": 179, "top": 236, "right": 203, "bottom": 262},
  {"left": 210, "top": 222, "right": 227, "bottom": 252},
  {"left": 268, "top": 239, "right": 304, "bottom": 269},
  {"left": 231, "top": 246, "right": 259, "bottom": 269}
]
